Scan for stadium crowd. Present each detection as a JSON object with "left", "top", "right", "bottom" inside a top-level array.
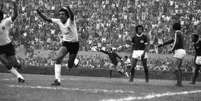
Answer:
[{"left": 1, "top": 0, "right": 200, "bottom": 72}]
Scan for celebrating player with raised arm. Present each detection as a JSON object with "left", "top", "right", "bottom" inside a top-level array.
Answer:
[
  {"left": 37, "top": 6, "right": 79, "bottom": 86},
  {"left": 0, "top": 0, "right": 25, "bottom": 83},
  {"left": 158, "top": 23, "right": 186, "bottom": 87}
]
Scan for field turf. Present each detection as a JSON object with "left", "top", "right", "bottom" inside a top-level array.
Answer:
[{"left": 0, "top": 73, "right": 201, "bottom": 101}]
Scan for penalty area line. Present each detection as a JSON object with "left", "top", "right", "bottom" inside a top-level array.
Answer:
[
  {"left": 101, "top": 89, "right": 201, "bottom": 101},
  {"left": 8, "top": 84, "right": 135, "bottom": 94}
]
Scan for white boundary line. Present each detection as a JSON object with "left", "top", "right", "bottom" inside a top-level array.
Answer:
[
  {"left": 8, "top": 85, "right": 135, "bottom": 94},
  {"left": 101, "top": 90, "right": 201, "bottom": 101}
]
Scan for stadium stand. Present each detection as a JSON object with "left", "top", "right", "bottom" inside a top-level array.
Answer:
[{"left": 1, "top": 0, "right": 200, "bottom": 72}]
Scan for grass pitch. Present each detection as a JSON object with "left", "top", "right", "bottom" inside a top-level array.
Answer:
[{"left": 0, "top": 73, "right": 201, "bottom": 101}]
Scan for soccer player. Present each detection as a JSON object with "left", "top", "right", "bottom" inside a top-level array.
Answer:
[
  {"left": 190, "top": 34, "right": 201, "bottom": 84},
  {"left": 158, "top": 23, "right": 186, "bottom": 87},
  {"left": 130, "top": 25, "right": 149, "bottom": 83},
  {"left": 37, "top": 6, "right": 79, "bottom": 86},
  {"left": 98, "top": 48, "right": 125, "bottom": 78},
  {"left": 0, "top": 0, "right": 25, "bottom": 83},
  {"left": 124, "top": 56, "right": 131, "bottom": 77}
]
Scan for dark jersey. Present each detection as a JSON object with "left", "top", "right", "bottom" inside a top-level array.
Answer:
[
  {"left": 132, "top": 34, "right": 148, "bottom": 50},
  {"left": 172, "top": 31, "right": 185, "bottom": 51},
  {"left": 100, "top": 50, "right": 121, "bottom": 65},
  {"left": 160, "top": 31, "right": 185, "bottom": 51},
  {"left": 194, "top": 40, "right": 201, "bottom": 56}
]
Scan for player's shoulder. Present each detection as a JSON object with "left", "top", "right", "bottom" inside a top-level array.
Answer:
[{"left": 175, "top": 30, "right": 183, "bottom": 35}]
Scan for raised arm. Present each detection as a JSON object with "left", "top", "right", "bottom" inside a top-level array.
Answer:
[
  {"left": 100, "top": 49, "right": 109, "bottom": 55},
  {"left": 11, "top": 0, "right": 18, "bottom": 21},
  {"left": 66, "top": 6, "right": 74, "bottom": 21},
  {"left": 114, "top": 53, "right": 122, "bottom": 60},
  {"left": 37, "top": 9, "right": 52, "bottom": 23}
]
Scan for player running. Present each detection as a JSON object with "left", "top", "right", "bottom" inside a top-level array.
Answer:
[
  {"left": 130, "top": 25, "right": 149, "bottom": 83},
  {"left": 190, "top": 33, "right": 201, "bottom": 84},
  {"left": 0, "top": 0, "right": 25, "bottom": 83},
  {"left": 37, "top": 6, "right": 79, "bottom": 86},
  {"left": 158, "top": 23, "right": 186, "bottom": 87}
]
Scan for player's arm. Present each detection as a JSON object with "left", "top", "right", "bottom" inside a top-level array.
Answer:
[
  {"left": 115, "top": 53, "right": 123, "bottom": 62},
  {"left": 115, "top": 53, "right": 121, "bottom": 60},
  {"left": 99, "top": 49, "right": 109, "bottom": 55},
  {"left": 66, "top": 6, "right": 74, "bottom": 21},
  {"left": 158, "top": 39, "right": 174, "bottom": 48},
  {"left": 37, "top": 9, "right": 52, "bottom": 23},
  {"left": 130, "top": 37, "right": 135, "bottom": 58},
  {"left": 142, "top": 35, "right": 150, "bottom": 59},
  {"left": 11, "top": 0, "right": 18, "bottom": 22}
]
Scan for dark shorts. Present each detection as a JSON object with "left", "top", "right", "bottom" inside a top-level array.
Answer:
[
  {"left": 0, "top": 42, "right": 15, "bottom": 56},
  {"left": 62, "top": 41, "right": 79, "bottom": 54}
]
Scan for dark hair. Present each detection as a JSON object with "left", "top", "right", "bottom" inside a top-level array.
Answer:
[
  {"left": 135, "top": 25, "right": 144, "bottom": 33},
  {"left": 0, "top": 10, "right": 3, "bottom": 20},
  {"left": 59, "top": 7, "right": 68, "bottom": 16},
  {"left": 173, "top": 23, "right": 181, "bottom": 30},
  {"left": 192, "top": 33, "right": 199, "bottom": 39}
]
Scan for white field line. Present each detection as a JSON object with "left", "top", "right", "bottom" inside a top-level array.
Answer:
[
  {"left": 101, "top": 90, "right": 201, "bottom": 101},
  {"left": 8, "top": 84, "right": 135, "bottom": 94}
]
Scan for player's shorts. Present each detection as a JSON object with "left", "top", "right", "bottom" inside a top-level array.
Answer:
[
  {"left": 195, "top": 56, "right": 201, "bottom": 65},
  {"left": 173, "top": 49, "right": 186, "bottom": 59},
  {"left": 62, "top": 41, "right": 79, "bottom": 54},
  {"left": 132, "top": 50, "right": 147, "bottom": 60},
  {"left": 0, "top": 42, "right": 15, "bottom": 56}
]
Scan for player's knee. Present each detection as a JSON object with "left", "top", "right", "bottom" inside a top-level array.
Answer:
[
  {"left": 13, "top": 63, "right": 21, "bottom": 69},
  {"left": 6, "top": 64, "right": 12, "bottom": 70},
  {"left": 11, "top": 61, "right": 21, "bottom": 68}
]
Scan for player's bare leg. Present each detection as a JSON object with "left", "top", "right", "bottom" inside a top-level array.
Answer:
[
  {"left": 0, "top": 54, "right": 24, "bottom": 83},
  {"left": 190, "top": 65, "right": 200, "bottom": 84},
  {"left": 142, "top": 58, "right": 149, "bottom": 83},
  {"left": 52, "top": 46, "right": 67, "bottom": 86},
  {"left": 174, "top": 58, "right": 183, "bottom": 87},
  {"left": 68, "top": 53, "right": 77, "bottom": 70},
  {"left": 7, "top": 56, "right": 22, "bottom": 70},
  {"left": 129, "top": 58, "right": 138, "bottom": 82}
]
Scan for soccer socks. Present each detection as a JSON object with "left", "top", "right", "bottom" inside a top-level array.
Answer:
[
  {"left": 178, "top": 70, "right": 183, "bottom": 86},
  {"left": 10, "top": 67, "right": 24, "bottom": 79},
  {"left": 129, "top": 68, "right": 135, "bottom": 82},
  {"left": 109, "top": 70, "right": 112, "bottom": 78},
  {"left": 191, "top": 67, "right": 200, "bottom": 84},
  {"left": 54, "top": 64, "right": 61, "bottom": 82},
  {"left": 174, "top": 70, "right": 182, "bottom": 86},
  {"left": 144, "top": 68, "right": 149, "bottom": 83}
]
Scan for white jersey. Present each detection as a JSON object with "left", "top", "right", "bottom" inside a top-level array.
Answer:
[
  {"left": 0, "top": 17, "right": 12, "bottom": 46},
  {"left": 51, "top": 18, "right": 78, "bottom": 42}
]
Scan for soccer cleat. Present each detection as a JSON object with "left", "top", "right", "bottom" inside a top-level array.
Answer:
[
  {"left": 175, "top": 83, "right": 183, "bottom": 87},
  {"left": 189, "top": 82, "right": 195, "bottom": 85},
  {"left": 129, "top": 77, "right": 134, "bottom": 82},
  {"left": 18, "top": 78, "right": 25, "bottom": 83},
  {"left": 51, "top": 80, "right": 61, "bottom": 86}
]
